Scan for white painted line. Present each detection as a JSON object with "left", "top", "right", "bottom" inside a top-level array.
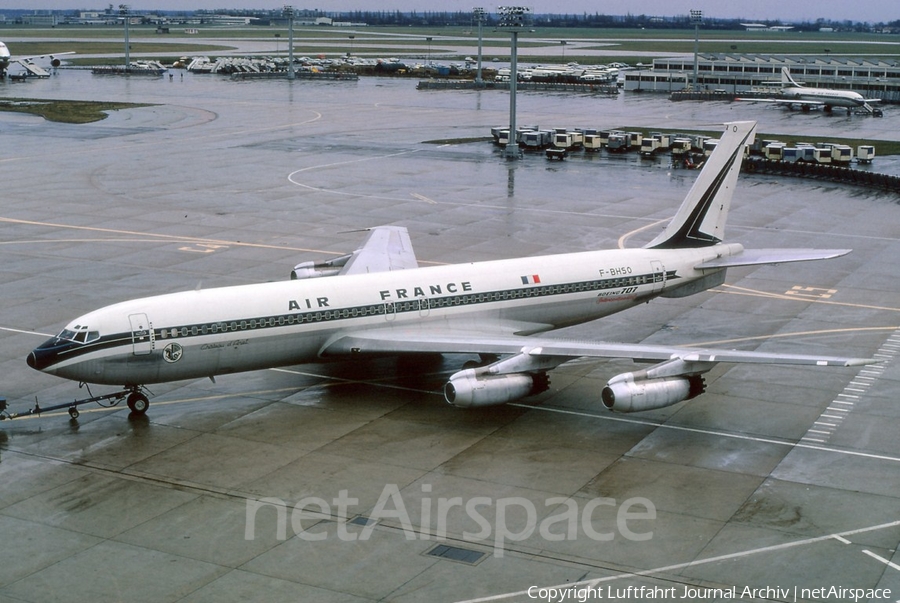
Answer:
[
  {"left": 814, "top": 422, "right": 837, "bottom": 427},
  {"left": 826, "top": 407, "right": 850, "bottom": 413},
  {"left": 832, "top": 535, "right": 851, "bottom": 544},
  {"left": 457, "top": 521, "right": 900, "bottom": 603},
  {"left": 862, "top": 550, "right": 900, "bottom": 572},
  {"left": 801, "top": 437, "right": 827, "bottom": 443},
  {"left": 821, "top": 414, "right": 843, "bottom": 420},
  {"left": 808, "top": 429, "right": 832, "bottom": 435},
  {"left": 510, "top": 404, "right": 900, "bottom": 463}
]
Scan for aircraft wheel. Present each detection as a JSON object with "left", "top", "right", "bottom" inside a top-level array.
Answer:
[
  {"left": 127, "top": 392, "right": 150, "bottom": 415},
  {"left": 68, "top": 406, "right": 79, "bottom": 419}
]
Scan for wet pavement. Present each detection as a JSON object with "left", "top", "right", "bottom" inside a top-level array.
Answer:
[{"left": 0, "top": 69, "right": 899, "bottom": 603}]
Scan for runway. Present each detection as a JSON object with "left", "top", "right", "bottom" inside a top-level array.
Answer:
[{"left": 1, "top": 69, "right": 899, "bottom": 603}]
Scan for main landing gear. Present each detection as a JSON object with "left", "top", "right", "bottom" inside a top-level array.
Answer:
[{"left": 0, "top": 385, "right": 151, "bottom": 421}]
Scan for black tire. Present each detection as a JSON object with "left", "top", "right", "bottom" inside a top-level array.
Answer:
[{"left": 127, "top": 392, "right": 150, "bottom": 414}]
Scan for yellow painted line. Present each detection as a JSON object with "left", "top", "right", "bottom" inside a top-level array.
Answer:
[
  {"left": 0, "top": 216, "right": 327, "bottom": 254},
  {"left": 617, "top": 218, "right": 667, "bottom": 249},
  {"left": 410, "top": 192, "right": 438, "bottom": 204},
  {"left": 684, "top": 325, "right": 900, "bottom": 348},
  {"left": 716, "top": 283, "right": 900, "bottom": 313},
  {"left": 2, "top": 386, "right": 308, "bottom": 422},
  {"left": 0, "top": 215, "right": 447, "bottom": 266}
]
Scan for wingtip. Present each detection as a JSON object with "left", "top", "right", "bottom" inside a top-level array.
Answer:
[{"left": 845, "top": 358, "right": 885, "bottom": 367}]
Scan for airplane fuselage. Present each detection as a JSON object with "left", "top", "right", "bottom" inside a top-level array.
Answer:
[
  {"left": 782, "top": 86, "right": 866, "bottom": 108},
  {"left": 0, "top": 42, "right": 10, "bottom": 74},
  {"left": 28, "top": 244, "right": 740, "bottom": 387}
]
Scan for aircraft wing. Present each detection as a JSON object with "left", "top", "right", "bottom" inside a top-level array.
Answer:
[
  {"left": 339, "top": 225, "right": 419, "bottom": 274},
  {"left": 12, "top": 51, "right": 75, "bottom": 65},
  {"left": 735, "top": 97, "right": 826, "bottom": 108},
  {"left": 695, "top": 248, "right": 851, "bottom": 269},
  {"left": 321, "top": 327, "right": 874, "bottom": 367}
]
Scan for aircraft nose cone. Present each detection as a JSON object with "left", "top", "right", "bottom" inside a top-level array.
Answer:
[{"left": 27, "top": 342, "right": 61, "bottom": 372}]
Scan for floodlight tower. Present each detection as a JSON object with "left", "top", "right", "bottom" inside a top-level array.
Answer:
[
  {"left": 283, "top": 5, "right": 295, "bottom": 80},
  {"left": 498, "top": 6, "right": 532, "bottom": 160},
  {"left": 473, "top": 7, "right": 486, "bottom": 85},
  {"left": 119, "top": 4, "right": 130, "bottom": 70},
  {"left": 691, "top": 9, "right": 702, "bottom": 90}
]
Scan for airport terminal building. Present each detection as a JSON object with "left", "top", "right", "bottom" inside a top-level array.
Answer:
[{"left": 624, "top": 54, "right": 900, "bottom": 102}]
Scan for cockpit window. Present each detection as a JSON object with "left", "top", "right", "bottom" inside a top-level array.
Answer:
[{"left": 56, "top": 325, "right": 99, "bottom": 345}]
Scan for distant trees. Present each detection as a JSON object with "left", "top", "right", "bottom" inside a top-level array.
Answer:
[{"left": 9, "top": 7, "right": 893, "bottom": 32}]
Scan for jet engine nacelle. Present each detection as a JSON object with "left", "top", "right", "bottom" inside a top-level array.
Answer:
[
  {"left": 601, "top": 375, "right": 705, "bottom": 413},
  {"left": 290, "top": 254, "right": 352, "bottom": 280},
  {"left": 444, "top": 370, "right": 534, "bottom": 408},
  {"left": 291, "top": 262, "right": 342, "bottom": 280}
]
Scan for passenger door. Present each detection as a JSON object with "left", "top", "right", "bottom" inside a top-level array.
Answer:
[{"left": 129, "top": 313, "right": 154, "bottom": 355}]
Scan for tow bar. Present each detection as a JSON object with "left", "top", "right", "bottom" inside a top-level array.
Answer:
[{"left": 0, "top": 386, "right": 150, "bottom": 420}]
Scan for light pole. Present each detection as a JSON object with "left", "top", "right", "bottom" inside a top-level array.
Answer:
[
  {"left": 499, "top": 6, "right": 532, "bottom": 160},
  {"left": 119, "top": 4, "right": 130, "bottom": 70},
  {"left": 283, "top": 5, "right": 295, "bottom": 80},
  {"left": 426, "top": 37, "right": 433, "bottom": 66},
  {"left": 348, "top": 35, "right": 355, "bottom": 57},
  {"left": 473, "top": 7, "right": 485, "bottom": 85},
  {"left": 691, "top": 9, "right": 702, "bottom": 91}
]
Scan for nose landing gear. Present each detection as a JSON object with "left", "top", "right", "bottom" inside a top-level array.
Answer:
[{"left": 126, "top": 390, "right": 150, "bottom": 414}]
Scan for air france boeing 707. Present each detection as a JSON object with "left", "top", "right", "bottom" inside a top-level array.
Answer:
[
  {"left": 27, "top": 121, "right": 875, "bottom": 417},
  {"left": 738, "top": 67, "right": 883, "bottom": 116}
]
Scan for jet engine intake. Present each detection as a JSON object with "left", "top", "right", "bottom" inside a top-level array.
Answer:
[
  {"left": 601, "top": 375, "right": 705, "bottom": 413},
  {"left": 444, "top": 370, "right": 535, "bottom": 408}
]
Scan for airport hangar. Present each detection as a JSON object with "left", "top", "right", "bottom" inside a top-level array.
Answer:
[
  {"left": 624, "top": 54, "right": 900, "bottom": 101},
  {"left": 0, "top": 68, "right": 899, "bottom": 603}
]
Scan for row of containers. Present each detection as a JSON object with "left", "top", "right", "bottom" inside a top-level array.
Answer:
[{"left": 490, "top": 126, "right": 876, "bottom": 165}]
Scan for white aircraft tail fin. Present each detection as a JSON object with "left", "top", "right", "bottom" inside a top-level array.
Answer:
[
  {"left": 645, "top": 121, "right": 756, "bottom": 250},
  {"left": 781, "top": 66, "right": 800, "bottom": 88}
]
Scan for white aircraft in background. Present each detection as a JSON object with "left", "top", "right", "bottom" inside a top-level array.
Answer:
[
  {"left": 0, "top": 41, "right": 73, "bottom": 79},
  {"left": 26, "top": 121, "right": 875, "bottom": 418},
  {"left": 738, "top": 67, "right": 883, "bottom": 116}
]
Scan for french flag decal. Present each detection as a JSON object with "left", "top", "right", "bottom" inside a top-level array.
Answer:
[{"left": 521, "top": 274, "right": 541, "bottom": 284}]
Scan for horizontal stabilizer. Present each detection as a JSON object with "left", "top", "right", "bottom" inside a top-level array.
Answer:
[{"left": 695, "top": 248, "right": 851, "bottom": 269}]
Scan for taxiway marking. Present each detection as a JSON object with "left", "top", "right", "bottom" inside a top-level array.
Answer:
[
  {"left": 862, "top": 549, "right": 900, "bottom": 573},
  {"left": 455, "top": 520, "right": 900, "bottom": 603},
  {"left": 717, "top": 283, "right": 900, "bottom": 314}
]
